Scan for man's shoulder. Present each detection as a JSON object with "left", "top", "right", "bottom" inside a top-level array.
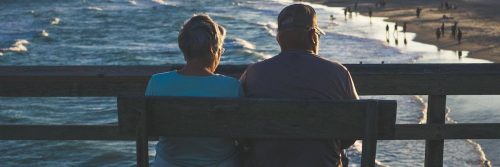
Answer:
[{"left": 312, "top": 55, "right": 350, "bottom": 74}]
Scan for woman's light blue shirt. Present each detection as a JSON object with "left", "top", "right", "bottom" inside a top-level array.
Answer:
[{"left": 145, "top": 71, "right": 242, "bottom": 167}]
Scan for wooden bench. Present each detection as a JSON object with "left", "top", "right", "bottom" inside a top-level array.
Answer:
[{"left": 117, "top": 97, "right": 397, "bottom": 167}]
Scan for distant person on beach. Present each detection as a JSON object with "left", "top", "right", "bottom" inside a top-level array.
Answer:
[
  {"left": 451, "top": 21, "right": 458, "bottom": 38},
  {"left": 436, "top": 28, "right": 441, "bottom": 40},
  {"left": 441, "top": 22, "right": 445, "bottom": 37},
  {"left": 368, "top": 8, "right": 373, "bottom": 18},
  {"left": 343, "top": 8, "right": 347, "bottom": 18},
  {"left": 145, "top": 14, "right": 241, "bottom": 167},
  {"left": 403, "top": 22, "right": 407, "bottom": 33},
  {"left": 240, "top": 4, "right": 359, "bottom": 167},
  {"left": 386, "top": 24, "right": 389, "bottom": 32},
  {"left": 457, "top": 28, "right": 462, "bottom": 43},
  {"left": 416, "top": 7, "right": 422, "bottom": 18}
]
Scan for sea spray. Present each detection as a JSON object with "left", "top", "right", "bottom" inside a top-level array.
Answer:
[
  {"left": 225, "top": 38, "right": 256, "bottom": 50},
  {"left": 3, "top": 40, "right": 30, "bottom": 53},
  {"left": 87, "top": 6, "right": 103, "bottom": 11},
  {"left": 50, "top": 17, "right": 60, "bottom": 25},
  {"left": 40, "top": 30, "right": 49, "bottom": 37},
  {"left": 258, "top": 22, "right": 278, "bottom": 37}
]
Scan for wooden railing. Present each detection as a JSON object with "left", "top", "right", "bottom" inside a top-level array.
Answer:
[{"left": 1, "top": 64, "right": 500, "bottom": 166}]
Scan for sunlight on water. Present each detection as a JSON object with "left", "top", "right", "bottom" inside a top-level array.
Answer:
[{"left": 0, "top": 0, "right": 498, "bottom": 166}]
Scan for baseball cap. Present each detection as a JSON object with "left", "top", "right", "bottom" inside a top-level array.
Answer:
[{"left": 277, "top": 4, "right": 325, "bottom": 35}]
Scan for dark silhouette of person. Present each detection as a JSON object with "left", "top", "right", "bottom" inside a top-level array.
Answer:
[
  {"left": 451, "top": 24, "right": 457, "bottom": 39},
  {"left": 416, "top": 8, "right": 422, "bottom": 18},
  {"left": 368, "top": 8, "right": 373, "bottom": 18},
  {"left": 451, "top": 21, "right": 458, "bottom": 38},
  {"left": 436, "top": 28, "right": 441, "bottom": 40},
  {"left": 395, "top": 38, "right": 399, "bottom": 46},
  {"left": 347, "top": 7, "right": 352, "bottom": 18},
  {"left": 457, "top": 28, "right": 462, "bottom": 44},
  {"left": 441, "top": 22, "right": 445, "bottom": 37},
  {"left": 330, "top": 14, "right": 335, "bottom": 21},
  {"left": 458, "top": 50, "right": 463, "bottom": 59},
  {"left": 403, "top": 22, "right": 407, "bottom": 33},
  {"left": 386, "top": 24, "right": 390, "bottom": 37},
  {"left": 344, "top": 8, "right": 347, "bottom": 18},
  {"left": 404, "top": 38, "right": 407, "bottom": 45}
]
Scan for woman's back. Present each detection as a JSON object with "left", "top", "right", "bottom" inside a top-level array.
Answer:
[{"left": 145, "top": 71, "right": 242, "bottom": 167}]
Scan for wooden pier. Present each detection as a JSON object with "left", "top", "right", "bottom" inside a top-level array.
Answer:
[{"left": 1, "top": 64, "right": 500, "bottom": 166}]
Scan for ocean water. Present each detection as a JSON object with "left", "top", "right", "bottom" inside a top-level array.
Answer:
[{"left": 0, "top": 0, "right": 499, "bottom": 166}]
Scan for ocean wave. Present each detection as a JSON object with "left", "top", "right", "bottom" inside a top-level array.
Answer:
[
  {"left": 50, "top": 17, "right": 60, "bottom": 25},
  {"left": 39, "top": 30, "right": 49, "bottom": 37},
  {"left": 257, "top": 22, "right": 277, "bottom": 37},
  {"left": 2, "top": 39, "right": 29, "bottom": 53},
  {"left": 128, "top": 0, "right": 137, "bottom": 5},
  {"left": 87, "top": 6, "right": 103, "bottom": 11},
  {"left": 225, "top": 38, "right": 256, "bottom": 50}
]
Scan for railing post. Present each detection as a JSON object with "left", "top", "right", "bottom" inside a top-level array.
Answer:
[
  {"left": 361, "top": 101, "right": 379, "bottom": 167},
  {"left": 424, "top": 95, "right": 446, "bottom": 167}
]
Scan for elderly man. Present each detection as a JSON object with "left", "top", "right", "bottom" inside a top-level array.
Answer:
[{"left": 240, "top": 4, "right": 359, "bottom": 167}]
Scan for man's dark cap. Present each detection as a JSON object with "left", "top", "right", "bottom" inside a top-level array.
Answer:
[{"left": 277, "top": 4, "right": 325, "bottom": 35}]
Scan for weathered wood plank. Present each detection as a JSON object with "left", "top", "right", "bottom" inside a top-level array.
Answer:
[
  {"left": 1, "top": 124, "right": 500, "bottom": 140},
  {"left": 120, "top": 97, "right": 397, "bottom": 139},
  {"left": 361, "top": 101, "right": 379, "bottom": 167},
  {"left": 1, "top": 64, "right": 500, "bottom": 96},
  {"left": 425, "top": 95, "right": 446, "bottom": 167}
]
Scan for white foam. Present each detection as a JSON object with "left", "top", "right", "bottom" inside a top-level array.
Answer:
[
  {"left": 50, "top": 17, "right": 60, "bottom": 25},
  {"left": 151, "top": 0, "right": 166, "bottom": 5},
  {"left": 5, "top": 39, "right": 30, "bottom": 53},
  {"left": 129, "top": 0, "right": 137, "bottom": 5},
  {"left": 258, "top": 22, "right": 278, "bottom": 37},
  {"left": 226, "top": 38, "right": 256, "bottom": 50},
  {"left": 0, "top": 52, "right": 3, "bottom": 56},
  {"left": 40, "top": 30, "right": 49, "bottom": 37},
  {"left": 87, "top": 6, "right": 103, "bottom": 11},
  {"left": 352, "top": 141, "right": 389, "bottom": 167}
]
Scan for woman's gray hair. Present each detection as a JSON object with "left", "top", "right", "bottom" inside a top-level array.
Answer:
[{"left": 178, "top": 14, "right": 226, "bottom": 61}]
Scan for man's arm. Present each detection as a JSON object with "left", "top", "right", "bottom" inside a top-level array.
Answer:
[{"left": 341, "top": 69, "right": 359, "bottom": 149}]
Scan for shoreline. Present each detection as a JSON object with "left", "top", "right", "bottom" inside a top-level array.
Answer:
[{"left": 304, "top": 0, "right": 500, "bottom": 63}]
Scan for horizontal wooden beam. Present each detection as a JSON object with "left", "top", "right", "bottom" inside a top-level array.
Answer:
[
  {"left": 2, "top": 123, "right": 500, "bottom": 140},
  {"left": 1, "top": 64, "right": 500, "bottom": 96},
  {"left": 0, "top": 125, "right": 134, "bottom": 140}
]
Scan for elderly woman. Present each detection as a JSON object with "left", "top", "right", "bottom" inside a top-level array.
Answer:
[{"left": 145, "top": 14, "right": 242, "bottom": 167}]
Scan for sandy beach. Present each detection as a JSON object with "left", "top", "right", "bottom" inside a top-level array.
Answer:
[{"left": 305, "top": 0, "right": 500, "bottom": 63}]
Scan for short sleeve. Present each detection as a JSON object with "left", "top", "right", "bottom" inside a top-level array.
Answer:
[
  {"left": 145, "top": 76, "right": 155, "bottom": 96},
  {"left": 344, "top": 70, "right": 359, "bottom": 100}
]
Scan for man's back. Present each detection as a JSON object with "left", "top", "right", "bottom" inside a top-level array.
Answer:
[{"left": 240, "top": 50, "right": 358, "bottom": 167}]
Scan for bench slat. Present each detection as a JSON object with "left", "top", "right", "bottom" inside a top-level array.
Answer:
[{"left": 118, "top": 97, "right": 397, "bottom": 139}]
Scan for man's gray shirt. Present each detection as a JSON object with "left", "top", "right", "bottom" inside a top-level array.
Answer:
[{"left": 240, "top": 50, "right": 359, "bottom": 167}]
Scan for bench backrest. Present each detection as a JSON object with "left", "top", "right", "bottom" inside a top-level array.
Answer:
[
  {"left": 118, "top": 97, "right": 397, "bottom": 139},
  {"left": 117, "top": 96, "right": 397, "bottom": 167}
]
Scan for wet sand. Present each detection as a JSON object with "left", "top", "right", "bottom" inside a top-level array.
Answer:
[{"left": 304, "top": 0, "right": 500, "bottom": 63}]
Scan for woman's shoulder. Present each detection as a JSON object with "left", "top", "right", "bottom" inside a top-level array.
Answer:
[
  {"left": 151, "top": 71, "right": 178, "bottom": 78},
  {"left": 212, "top": 74, "right": 240, "bottom": 85}
]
